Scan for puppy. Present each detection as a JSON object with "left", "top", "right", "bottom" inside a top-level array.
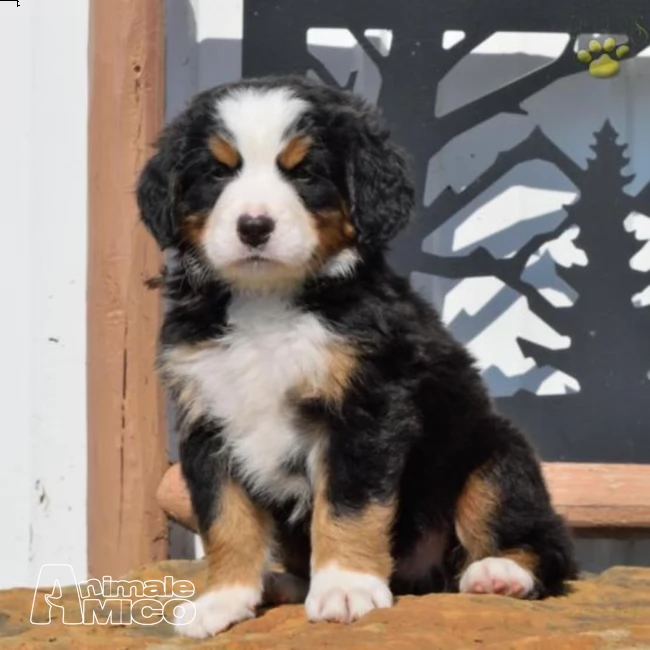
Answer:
[{"left": 137, "top": 76, "right": 577, "bottom": 638}]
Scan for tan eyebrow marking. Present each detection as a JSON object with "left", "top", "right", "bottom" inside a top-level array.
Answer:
[
  {"left": 278, "top": 135, "right": 313, "bottom": 170},
  {"left": 208, "top": 135, "right": 240, "bottom": 169}
]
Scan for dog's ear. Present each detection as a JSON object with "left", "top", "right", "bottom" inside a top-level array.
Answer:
[
  {"left": 137, "top": 132, "right": 180, "bottom": 250},
  {"left": 345, "top": 109, "right": 414, "bottom": 250}
]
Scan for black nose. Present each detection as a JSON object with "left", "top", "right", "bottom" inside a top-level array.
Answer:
[{"left": 237, "top": 214, "right": 275, "bottom": 248}]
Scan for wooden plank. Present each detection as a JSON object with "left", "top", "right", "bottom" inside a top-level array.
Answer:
[
  {"left": 157, "top": 462, "right": 650, "bottom": 535},
  {"left": 542, "top": 463, "right": 650, "bottom": 529},
  {"left": 87, "top": 0, "right": 167, "bottom": 578}
]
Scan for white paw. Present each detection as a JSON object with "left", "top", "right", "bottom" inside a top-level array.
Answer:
[
  {"left": 459, "top": 557, "right": 535, "bottom": 598},
  {"left": 173, "top": 585, "right": 260, "bottom": 638},
  {"left": 305, "top": 563, "right": 393, "bottom": 624}
]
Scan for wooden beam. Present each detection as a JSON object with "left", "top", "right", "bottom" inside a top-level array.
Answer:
[
  {"left": 87, "top": 0, "right": 167, "bottom": 578},
  {"left": 157, "top": 462, "right": 650, "bottom": 535},
  {"left": 542, "top": 463, "right": 650, "bottom": 530}
]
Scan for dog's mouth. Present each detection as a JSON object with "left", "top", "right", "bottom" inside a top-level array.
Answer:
[
  {"left": 227, "top": 253, "right": 288, "bottom": 273},
  {"left": 219, "top": 251, "right": 314, "bottom": 293},
  {"left": 238, "top": 253, "right": 275, "bottom": 265}
]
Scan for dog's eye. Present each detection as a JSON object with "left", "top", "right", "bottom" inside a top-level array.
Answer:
[
  {"left": 281, "top": 159, "right": 312, "bottom": 182},
  {"left": 211, "top": 160, "right": 238, "bottom": 178}
]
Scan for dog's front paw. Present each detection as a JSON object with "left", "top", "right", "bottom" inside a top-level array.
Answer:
[
  {"left": 459, "top": 557, "right": 535, "bottom": 598},
  {"left": 174, "top": 586, "right": 260, "bottom": 638},
  {"left": 305, "top": 564, "right": 393, "bottom": 623}
]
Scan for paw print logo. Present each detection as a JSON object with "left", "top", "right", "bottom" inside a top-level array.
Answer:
[{"left": 577, "top": 37, "right": 630, "bottom": 78}]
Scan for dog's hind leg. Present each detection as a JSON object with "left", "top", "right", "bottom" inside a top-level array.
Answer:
[{"left": 454, "top": 415, "right": 577, "bottom": 598}]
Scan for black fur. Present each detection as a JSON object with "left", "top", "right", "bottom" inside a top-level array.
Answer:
[
  {"left": 138, "top": 76, "right": 577, "bottom": 602},
  {"left": 179, "top": 416, "right": 226, "bottom": 532}
]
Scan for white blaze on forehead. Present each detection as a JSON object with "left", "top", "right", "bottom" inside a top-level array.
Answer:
[
  {"left": 202, "top": 86, "right": 319, "bottom": 281},
  {"left": 216, "top": 87, "right": 309, "bottom": 164}
]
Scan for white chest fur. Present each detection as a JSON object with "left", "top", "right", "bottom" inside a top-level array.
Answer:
[{"left": 165, "top": 295, "right": 335, "bottom": 515}]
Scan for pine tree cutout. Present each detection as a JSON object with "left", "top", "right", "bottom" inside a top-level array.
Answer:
[
  {"left": 520, "top": 122, "right": 649, "bottom": 395},
  {"left": 501, "top": 121, "right": 650, "bottom": 460}
]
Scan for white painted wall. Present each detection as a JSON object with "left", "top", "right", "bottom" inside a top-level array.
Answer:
[{"left": 0, "top": 0, "right": 88, "bottom": 589}]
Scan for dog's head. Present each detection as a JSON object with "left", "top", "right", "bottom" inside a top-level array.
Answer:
[{"left": 137, "top": 76, "right": 414, "bottom": 292}]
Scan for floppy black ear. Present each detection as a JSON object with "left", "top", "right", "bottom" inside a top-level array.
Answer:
[
  {"left": 346, "top": 111, "right": 415, "bottom": 250},
  {"left": 137, "top": 139, "right": 178, "bottom": 250}
]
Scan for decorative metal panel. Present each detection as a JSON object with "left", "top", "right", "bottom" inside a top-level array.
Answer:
[{"left": 243, "top": 0, "right": 650, "bottom": 462}]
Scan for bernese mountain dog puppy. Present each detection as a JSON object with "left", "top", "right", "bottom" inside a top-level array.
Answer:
[{"left": 137, "top": 76, "right": 577, "bottom": 638}]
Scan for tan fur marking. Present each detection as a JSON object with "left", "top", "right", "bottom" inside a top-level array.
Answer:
[
  {"left": 323, "top": 343, "right": 357, "bottom": 403},
  {"left": 278, "top": 135, "right": 312, "bottom": 170},
  {"left": 309, "top": 205, "right": 356, "bottom": 272},
  {"left": 293, "top": 342, "right": 357, "bottom": 405},
  {"left": 180, "top": 213, "right": 208, "bottom": 245},
  {"left": 209, "top": 135, "right": 240, "bottom": 168},
  {"left": 311, "top": 468, "right": 395, "bottom": 578},
  {"left": 499, "top": 548, "right": 539, "bottom": 576},
  {"left": 455, "top": 469, "right": 498, "bottom": 561},
  {"left": 342, "top": 221, "right": 355, "bottom": 240},
  {"left": 204, "top": 480, "right": 272, "bottom": 589}
]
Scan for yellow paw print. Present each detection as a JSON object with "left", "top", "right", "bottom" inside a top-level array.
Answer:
[{"left": 577, "top": 37, "right": 630, "bottom": 78}]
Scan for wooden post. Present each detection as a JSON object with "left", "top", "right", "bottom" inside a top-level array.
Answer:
[{"left": 87, "top": 0, "right": 167, "bottom": 578}]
